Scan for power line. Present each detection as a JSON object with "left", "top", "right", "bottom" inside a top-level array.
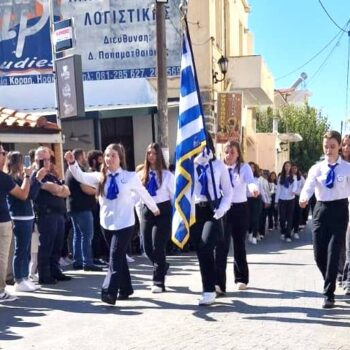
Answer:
[
  {"left": 276, "top": 22, "right": 349, "bottom": 81},
  {"left": 318, "top": 0, "right": 348, "bottom": 33},
  {"left": 307, "top": 29, "right": 347, "bottom": 86}
]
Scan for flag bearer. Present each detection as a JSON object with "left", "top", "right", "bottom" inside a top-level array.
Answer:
[{"left": 191, "top": 134, "right": 232, "bottom": 305}]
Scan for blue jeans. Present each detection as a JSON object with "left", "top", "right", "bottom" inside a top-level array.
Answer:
[
  {"left": 70, "top": 211, "right": 94, "bottom": 267},
  {"left": 13, "top": 219, "right": 34, "bottom": 281}
]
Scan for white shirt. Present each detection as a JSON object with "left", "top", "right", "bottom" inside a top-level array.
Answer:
[
  {"left": 276, "top": 175, "right": 298, "bottom": 201},
  {"left": 300, "top": 157, "right": 350, "bottom": 202},
  {"left": 143, "top": 169, "right": 175, "bottom": 204},
  {"left": 226, "top": 162, "right": 259, "bottom": 203},
  {"left": 294, "top": 176, "right": 305, "bottom": 196},
  {"left": 258, "top": 176, "right": 271, "bottom": 204},
  {"left": 68, "top": 162, "right": 159, "bottom": 230},
  {"left": 193, "top": 157, "right": 233, "bottom": 215},
  {"left": 268, "top": 182, "right": 277, "bottom": 195}
]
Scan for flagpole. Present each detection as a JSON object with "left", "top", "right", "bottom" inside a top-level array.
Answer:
[{"left": 181, "top": 14, "right": 209, "bottom": 146}]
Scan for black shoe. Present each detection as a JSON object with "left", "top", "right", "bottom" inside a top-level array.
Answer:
[
  {"left": 101, "top": 291, "right": 116, "bottom": 305},
  {"left": 322, "top": 298, "right": 335, "bottom": 309},
  {"left": 39, "top": 277, "right": 57, "bottom": 285},
  {"left": 54, "top": 274, "right": 72, "bottom": 281},
  {"left": 165, "top": 262, "right": 170, "bottom": 275},
  {"left": 117, "top": 290, "right": 134, "bottom": 300},
  {"left": 84, "top": 265, "right": 103, "bottom": 272},
  {"left": 93, "top": 259, "right": 108, "bottom": 266},
  {"left": 73, "top": 264, "right": 83, "bottom": 270}
]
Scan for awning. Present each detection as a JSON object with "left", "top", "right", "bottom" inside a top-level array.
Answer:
[{"left": 0, "top": 78, "right": 157, "bottom": 113}]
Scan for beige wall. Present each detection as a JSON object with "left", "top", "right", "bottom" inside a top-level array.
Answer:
[{"left": 255, "top": 133, "right": 291, "bottom": 173}]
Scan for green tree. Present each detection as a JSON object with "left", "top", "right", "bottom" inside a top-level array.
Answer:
[{"left": 256, "top": 104, "right": 330, "bottom": 172}]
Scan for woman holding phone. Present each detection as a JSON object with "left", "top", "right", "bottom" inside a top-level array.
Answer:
[
  {"left": 65, "top": 144, "right": 160, "bottom": 305},
  {"left": 6, "top": 152, "right": 46, "bottom": 292}
]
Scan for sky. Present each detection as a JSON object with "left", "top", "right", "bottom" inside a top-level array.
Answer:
[{"left": 248, "top": 0, "right": 350, "bottom": 131}]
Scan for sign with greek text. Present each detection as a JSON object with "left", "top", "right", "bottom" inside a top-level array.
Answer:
[{"left": 0, "top": 0, "right": 181, "bottom": 87}]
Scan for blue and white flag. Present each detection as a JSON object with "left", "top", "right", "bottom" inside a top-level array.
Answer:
[{"left": 171, "top": 24, "right": 207, "bottom": 249}]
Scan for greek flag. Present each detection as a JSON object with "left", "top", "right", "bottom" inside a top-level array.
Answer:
[{"left": 171, "top": 25, "right": 207, "bottom": 249}]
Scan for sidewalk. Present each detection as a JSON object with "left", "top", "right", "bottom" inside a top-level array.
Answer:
[{"left": 0, "top": 224, "right": 349, "bottom": 350}]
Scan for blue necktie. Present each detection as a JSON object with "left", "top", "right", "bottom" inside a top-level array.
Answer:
[
  {"left": 106, "top": 173, "right": 119, "bottom": 200},
  {"left": 228, "top": 168, "right": 234, "bottom": 187},
  {"left": 198, "top": 164, "right": 209, "bottom": 196},
  {"left": 325, "top": 163, "right": 338, "bottom": 189},
  {"left": 147, "top": 171, "right": 158, "bottom": 196},
  {"left": 284, "top": 178, "right": 290, "bottom": 189}
]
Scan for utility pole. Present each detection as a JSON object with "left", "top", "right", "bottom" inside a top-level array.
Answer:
[{"left": 155, "top": 1, "right": 169, "bottom": 164}]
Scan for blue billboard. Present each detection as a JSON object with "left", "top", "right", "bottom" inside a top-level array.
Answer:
[{"left": 0, "top": 0, "right": 181, "bottom": 86}]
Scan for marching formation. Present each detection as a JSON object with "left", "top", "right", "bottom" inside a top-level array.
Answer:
[{"left": 0, "top": 129, "right": 349, "bottom": 310}]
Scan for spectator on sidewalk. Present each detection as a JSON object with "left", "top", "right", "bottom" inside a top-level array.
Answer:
[
  {"left": 300, "top": 130, "right": 350, "bottom": 308},
  {"left": 87, "top": 150, "right": 108, "bottom": 266},
  {"left": 65, "top": 148, "right": 102, "bottom": 272},
  {"left": 6, "top": 151, "right": 44, "bottom": 293},
  {"left": 0, "top": 144, "right": 32, "bottom": 303},
  {"left": 32, "top": 147, "right": 71, "bottom": 285}
]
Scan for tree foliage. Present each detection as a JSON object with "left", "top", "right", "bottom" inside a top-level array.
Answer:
[{"left": 256, "top": 104, "right": 330, "bottom": 172}]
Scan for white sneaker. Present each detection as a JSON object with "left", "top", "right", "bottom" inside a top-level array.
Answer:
[
  {"left": 24, "top": 279, "right": 41, "bottom": 291},
  {"left": 251, "top": 237, "right": 257, "bottom": 245},
  {"left": 0, "top": 291, "right": 18, "bottom": 303},
  {"left": 294, "top": 233, "right": 300, "bottom": 239},
  {"left": 29, "top": 274, "right": 39, "bottom": 283},
  {"left": 281, "top": 234, "right": 285, "bottom": 240},
  {"left": 64, "top": 257, "right": 73, "bottom": 265},
  {"left": 286, "top": 238, "right": 292, "bottom": 243},
  {"left": 198, "top": 292, "right": 216, "bottom": 305},
  {"left": 126, "top": 254, "right": 135, "bottom": 263},
  {"left": 215, "top": 285, "right": 225, "bottom": 296},
  {"left": 256, "top": 234, "right": 261, "bottom": 241},
  {"left": 237, "top": 282, "right": 248, "bottom": 290},
  {"left": 248, "top": 233, "right": 253, "bottom": 242},
  {"left": 151, "top": 285, "right": 163, "bottom": 293},
  {"left": 15, "top": 280, "right": 35, "bottom": 292},
  {"left": 59, "top": 257, "right": 71, "bottom": 267}
]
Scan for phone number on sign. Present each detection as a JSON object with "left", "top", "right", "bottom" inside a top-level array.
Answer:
[{"left": 83, "top": 67, "right": 180, "bottom": 80}]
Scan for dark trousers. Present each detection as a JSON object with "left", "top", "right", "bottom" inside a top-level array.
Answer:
[
  {"left": 342, "top": 224, "right": 350, "bottom": 289},
  {"left": 248, "top": 196, "right": 263, "bottom": 238},
  {"left": 13, "top": 219, "right": 34, "bottom": 280},
  {"left": 312, "top": 199, "right": 348, "bottom": 299},
  {"left": 259, "top": 206, "right": 268, "bottom": 237},
  {"left": 141, "top": 201, "right": 172, "bottom": 286},
  {"left": 293, "top": 195, "right": 301, "bottom": 233},
  {"left": 190, "top": 204, "right": 220, "bottom": 292},
  {"left": 101, "top": 226, "right": 134, "bottom": 298},
  {"left": 37, "top": 213, "right": 65, "bottom": 279},
  {"left": 268, "top": 193, "right": 278, "bottom": 229},
  {"left": 92, "top": 205, "right": 109, "bottom": 260},
  {"left": 278, "top": 199, "right": 295, "bottom": 239},
  {"left": 215, "top": 202, "right": 249, "bottom": 291}
]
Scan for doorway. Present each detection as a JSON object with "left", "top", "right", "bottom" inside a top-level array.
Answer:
[{"left": 100, "top": 117, "right": 135, "bottom": 170}]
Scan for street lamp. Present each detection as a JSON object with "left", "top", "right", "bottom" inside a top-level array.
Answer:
[{"left": 213, "top": 55, "right": 229, "bottom": 84}]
